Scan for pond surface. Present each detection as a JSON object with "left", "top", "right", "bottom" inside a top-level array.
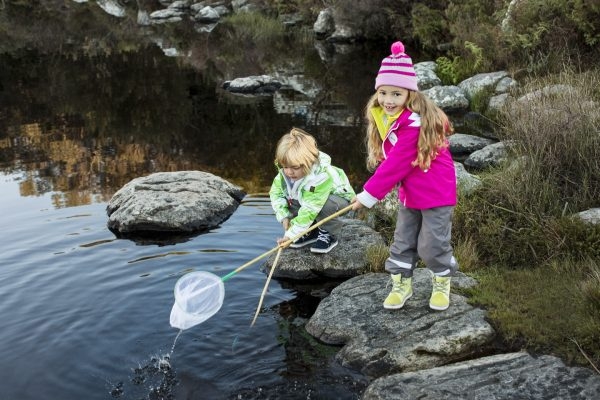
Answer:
[{"left": 0, "top": 8, "right": 377, "bottom": 398}]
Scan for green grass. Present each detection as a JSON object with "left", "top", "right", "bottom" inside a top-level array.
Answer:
[{"left": 463, "top": 259, "right": 600, "bottom": 368}]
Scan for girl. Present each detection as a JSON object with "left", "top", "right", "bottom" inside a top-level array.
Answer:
[
  {"left": 270, "top": 128, "right": 355, "bottom": 254},
  {"left": 351, "top": 41, "right": 459, "bottom": 310}
]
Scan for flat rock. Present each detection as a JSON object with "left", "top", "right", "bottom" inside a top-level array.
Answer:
[
  {"left": 106, "top": 171, "right": 245, "bottom": 235},
  {"left": 362, "top": 352, "right": 600, "bottom": 399},
  {"left": 305, "top": 269, "right": 494, "bottom": 379},
  {"left": 262, "top": 218, "right": 385, "bottom": 280}
]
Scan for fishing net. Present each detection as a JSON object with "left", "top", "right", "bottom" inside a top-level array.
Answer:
[{"left": 170, "top": 271, "right": 224, "bottom": 330}]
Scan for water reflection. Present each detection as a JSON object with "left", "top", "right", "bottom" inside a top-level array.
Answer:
[{"left": 2, "top": 46, "right": 377, "bottom": 209}]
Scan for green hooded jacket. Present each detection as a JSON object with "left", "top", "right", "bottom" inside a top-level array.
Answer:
[{"left": 269, "top": 151, "right": 355, "bottom": 239}]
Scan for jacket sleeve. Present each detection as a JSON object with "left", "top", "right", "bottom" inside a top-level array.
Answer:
[
  {"left": 361, "top": 126, "right": 419, "bottom": 202},
  {"left": 285, "top": 172, "right": 333, "bottom": 239},
  {"left": 269, "top": 173, "right": 292, "bottom": 223}
]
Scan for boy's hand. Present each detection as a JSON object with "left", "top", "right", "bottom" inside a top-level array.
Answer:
[{"left": 277, "top": 237, "right": 292, "bottom": 247}]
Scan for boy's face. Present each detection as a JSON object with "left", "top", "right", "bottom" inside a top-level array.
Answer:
[
  {"left": 282, "top": 165, "right": 305, "bottom": 180},
  {"left": 377, "top": 85, "right": 409, "bottom": 115}
]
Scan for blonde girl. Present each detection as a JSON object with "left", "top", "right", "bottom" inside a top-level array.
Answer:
[{"left": 352, "top": 41, "right": 459, "bottom": 310}]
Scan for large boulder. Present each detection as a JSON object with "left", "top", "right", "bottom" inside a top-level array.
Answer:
[
  {"left": 305, "top": 269, "right": 494, "bottom": 379},
  {"left": 106, "top": 171, "right": 245, "bottom": 235},
  {"left": 262, "top": 218, "right": 385, "bottom": 280},
  {"left": 363, "top": 352, "right": 600, "bottom": 399}
]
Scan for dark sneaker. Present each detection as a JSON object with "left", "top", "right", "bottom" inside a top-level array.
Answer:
[
  {"left": 289, "top": 228, "right": 319, "bottom": 248},
  {"left": 310, "top": 228, "right": 338, "bottom": 254}
]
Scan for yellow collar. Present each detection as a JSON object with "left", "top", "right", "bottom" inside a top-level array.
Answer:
[{"left": 370, "top": 107, "right": 401, "bottom": 140}]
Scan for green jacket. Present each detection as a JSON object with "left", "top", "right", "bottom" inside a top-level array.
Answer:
[{"left": 269, "top": 151, "right": 355, "bottom": 239}]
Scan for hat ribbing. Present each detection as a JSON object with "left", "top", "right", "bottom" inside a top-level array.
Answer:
[{"left": 374, "top": 41, "right": 419, "bottom": 91}]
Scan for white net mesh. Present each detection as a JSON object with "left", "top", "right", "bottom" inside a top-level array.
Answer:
[{"left": 170, "top": 271, "right": 225, "bottom": 330}]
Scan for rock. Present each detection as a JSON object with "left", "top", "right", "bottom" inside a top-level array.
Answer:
[
  {"left": 458, "top": 71, "right": 510, "bottom": 101},
  {"left": 262, "top": 218, "right": 385, "bottom": 280},
  {"left": 464, "top": 141, "right": 508, "bottom": 169},
  {"left": 449, "top": 133, "right": 495, "bottom": 156},
  {"left": 313, "top": 8, "right": 334, "bottom": 39},
  {"left": 96, "top": 0, "right": 126, "bottom": 17},
  {"left": 423, "top": 85, "right": 470, "bottom": 113},
  {"left": 455, "top": 162, "right": 481, "bottom": 196},
  {"left": 414, "top": 61, "right": 441, "bottom": 90},
  {"left": 106, "top": 171, "right": 245, "bottom": 235},
  {"left": 576, "top": 208, "right": 600, "bottom": 225},
  {"left": 222, "top": 75, "right": 282, "bottom": 94},
  {"left": 362, "top": 352, "right": 600, "bottom": 399},
  {"left": 488, "top": 92, "right": 511, "bottom": 112},
  {"left": 305, "top": 269, "right": 495, "bottom": 379}
]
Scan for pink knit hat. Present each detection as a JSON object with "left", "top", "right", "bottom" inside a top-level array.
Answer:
[{"left": 374, "top": 41, "right": 419, "bottom": 91}]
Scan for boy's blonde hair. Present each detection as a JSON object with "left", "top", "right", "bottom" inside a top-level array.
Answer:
[
  {"left": 364, "top": 90, "right": 453, "bottom": 171},
  {"left": 275, "top": 128, "right": 319, "bottom": 176}
]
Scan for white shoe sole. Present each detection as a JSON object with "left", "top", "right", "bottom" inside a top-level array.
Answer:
[
  {"left": 310, "top": 240, "right": 338, "bottom": 253},
  {"left": 289, "top": 238, "right": 318, "bottom": 248},
  {"left": 429, "top": 302, "right": 449, "bottom": 311},
  {"left": 383, "top": 292, "right": 412, "bottom": 309}
]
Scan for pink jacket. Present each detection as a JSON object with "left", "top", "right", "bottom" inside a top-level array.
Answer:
[{"left": 356, "top": 108, "right": 457, "bottom": 210}]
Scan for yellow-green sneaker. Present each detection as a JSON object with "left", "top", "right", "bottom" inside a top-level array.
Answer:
[
  {"left": 383, "top": 274, "right": 413, "bottom": 309},
  {"left": 430, "top": 275, "right": 451, "bottom": 310}
]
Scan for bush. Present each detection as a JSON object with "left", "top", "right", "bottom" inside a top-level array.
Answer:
[{"left": 453, "top": 69, "right": 600, "bottom": 267}]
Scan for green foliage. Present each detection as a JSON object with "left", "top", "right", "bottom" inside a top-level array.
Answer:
[
  {"left": 435, "top": 41, "right": 485, "bottom": 85},
  {"left": 465, "top": 262, "right": 600, "bottom": 367},
  {"left": 410, "top": 3, "right": 450, "bottom": 51},
  {"left": 502, "top": 0, "right": 600, "bottom": 72},
  {"left": 454, "top": 70, "right": 600, "bottom": 267},
  {"left": 580, "top": 262, "right": 600, "bottom": 317},
  {"left": 365, "top": 243, "right": 389, "bottom": 273},
  {"left": 571, "top": 0, "right": 600, "bottom": 46}
]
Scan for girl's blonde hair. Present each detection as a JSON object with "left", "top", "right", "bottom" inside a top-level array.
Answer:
[
  {"left": 275, "top": 128, "right": 319, "bottom": 176},
  {"left": 364, "top": 91, "right": 454, "bottom": 171}
]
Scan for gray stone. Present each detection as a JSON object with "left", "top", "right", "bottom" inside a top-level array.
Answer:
[
  {"left": 414, "top": 61, "right": 441, "bottom": 90},
  {"left": 495, "top": 76, "right": 518, "bottom": 94},
  {"left": 458, "top": 71, "right": 510, "bottom": 101},
  {"left": 576, "top": 208, "right": 600, "bottom": 225},
  {"left": 488, "top": 92, "right": 511, "bottom": 112},
  {"left": 223, "top": 75, "right": 282, "bottom": 94},
  {"left": 305, "top": 269, "right": 495, "bottom": 379},
  {"left": 313, "top": 8, "right": 334, "bottom": 38},
  {"left": 423, "top": 85, "right": 470, "bottom": 113},
  {"left": 449, "top": 133, "right": 495, "bottom": 156},
  {"left": 464, "top": 141, "right": 508, "bottom": 169},
  {"left": 106, "top": 171, "right": 245, "bottom": 234},
  {"left": 97, "top": 0, "right": 126, "bottom": 17},
  {"left": 262, "top": 218, "right": 385, "bottom": 280},
  {"left": 455, "top": 162, "right": 481, "bottom": 196},
  {"left": 362, "top": 352, "right": 600, "bottom": 399}
]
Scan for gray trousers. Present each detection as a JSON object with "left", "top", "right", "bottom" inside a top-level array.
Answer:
[
  {"left": 289, "top": 194, "right": 349, "bottom": 237},
  {"left": 385, "top": 204, "right": 458, "bottom": 278}
]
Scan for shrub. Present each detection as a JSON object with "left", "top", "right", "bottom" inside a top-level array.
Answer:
[
  {"left": 410, "top": 3, "right": 451, "bottom": 52},
  {"left": 435, "top": 41, "right": 485, "bottom": 85},
  {"left": 502, "top": 0, "right": 600, "bottom": 72},
  {"left": 453, "top": 69, "right": 600, "bottom": 267}
]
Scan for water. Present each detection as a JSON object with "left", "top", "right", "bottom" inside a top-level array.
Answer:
[
  {"left": 0, "top": 179, "right": 366, "bottom": 399},
  {"left": 0, "top": 6, "right": 376, "bottom": 396}
]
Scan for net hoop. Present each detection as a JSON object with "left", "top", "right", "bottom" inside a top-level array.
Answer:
[{"left": 169, "top": 271, "right": 225, "bottom": 330}]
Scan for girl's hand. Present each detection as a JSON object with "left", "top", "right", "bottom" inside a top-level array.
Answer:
[
  {"left": 282, "top": 218, "right": 290, "bottom": 231},
  {"left": 351, "top": 197, "right": 364, "bottom": 211}
]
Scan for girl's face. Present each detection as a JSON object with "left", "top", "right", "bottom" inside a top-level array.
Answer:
[
  {"left": 282, "top": 165, "right": 305, "bottom": 181},
  {"left": 377, "top": 85, "right": 409, "bottom": 115}
]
